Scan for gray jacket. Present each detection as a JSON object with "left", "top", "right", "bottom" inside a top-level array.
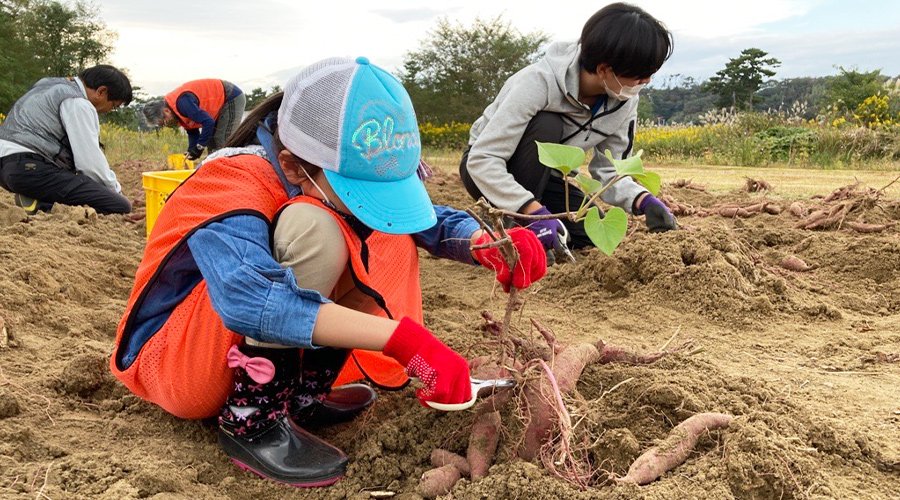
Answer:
[
  {"left": 0, "top": 77, "right": 82, "bottom": 170},
  {"left": 466, "top": 41, "right": 646, "bottom": 213}
]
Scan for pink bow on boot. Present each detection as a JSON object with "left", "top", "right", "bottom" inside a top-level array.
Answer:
[{"left": 226, "top": 345, "right": 276, "bottom": 384}]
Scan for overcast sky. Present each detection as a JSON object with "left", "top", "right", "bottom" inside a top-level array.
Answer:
[{"left": 96, "top": 0, "right": 900, "bottom": 97}]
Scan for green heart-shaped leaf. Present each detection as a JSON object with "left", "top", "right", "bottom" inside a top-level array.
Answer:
[
  {"left": 584, "top": 206, "right": 627, "bottom": 256},
  {"left": 575, "top": 173, "right": 603, "bottom": 194},
  {"left": 537, "top": 141, "right": 585, "bottom": 176},
  {"left": 632, "top": 171, "right": 662, "bottom": 196},
  {"left": 604, "top": 149, "right": 645, "bottom": 176}
]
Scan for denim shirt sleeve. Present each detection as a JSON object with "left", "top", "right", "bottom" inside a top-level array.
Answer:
[
  {"left": 186, "top": 214, "right": 330, "bottom": 348},
  {"left": 412, "top": 205, "right": 481, "bottom": 264}
]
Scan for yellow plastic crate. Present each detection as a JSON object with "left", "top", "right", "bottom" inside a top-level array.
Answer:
[
  {"left": 142, "top": 169, "right": 194, "bottom": 238},
  {"left": 166, "top": 153, "right": 196, "bottom": 170}
]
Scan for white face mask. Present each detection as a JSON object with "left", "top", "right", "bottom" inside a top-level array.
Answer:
[
  {"left": 606, "top": 73, "right": 646, "bottom": 100},
  {"left": 300, "top": 167, "right": 335, "bottom": 209}
]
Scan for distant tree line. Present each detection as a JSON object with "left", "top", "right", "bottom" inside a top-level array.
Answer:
[
  {"left": 1, "top": 0, "right": 280, "bottom": 128},
  {"left": 2, "top": 6, "right": 896, "bottom": 131},
  {"left": 400, "top": 18, "right": 898, "bottom": 127},
  {"left": 641, "top": 64, "right": 893, "bottom": 124},
  {"left": 399, "top": 17, "right": 549, "bottom": 124},
  {"left": 0, "top": 0, "right": 114, "bottom": 113}
]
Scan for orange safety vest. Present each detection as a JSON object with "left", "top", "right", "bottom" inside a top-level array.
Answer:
[
  {"left": 164, "top": 79, "right": 226, "bottom": 130},
  {"left": 277, "top": 196, "right": 422, "bottom": 389},
  {"left": 111, "top": 154, "right": 419, "bottom": 419}
]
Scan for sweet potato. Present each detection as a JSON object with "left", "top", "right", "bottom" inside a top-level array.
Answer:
[
  {"left": 824, "top": 183, "right": 859, "bottom": 202},
  {"left": 618, "top": 412, "right": 734, "bottom": 485},
  {"left": 743, "top": 202, "right": 782, "bottom": 215},
  {"left": 468, "top": 411, "right": 501, "bottom": 480},
  {"left": 430, "top": 449, "right": 470, "bottom": 477},
  {"left": 780, "top": 255, "right": 813, "bottom": 272},
  {"left": 474, "top": 388, "right": 513, "bottom": 416},
  {"left": 520, "top": 343, "right": 600, "bottom": 460},
  {"left": 795, "top": 209, "right": 829, "bottom": 229},
  {"left": 763, "top": 203, "right": 783, "bottom": 215},
  {"left": 417, "top": 464, "right": 461, "bottom": 499},
  {"left": 595, "top": 340, "right": 693, "bottom": 365},
  {"left": 742, "top": 202, "right": 766, "bottom": 214},
  {"left": 519, "top": 380, "right": 552, "bottom": 462},
  {"left": 468, "top": 355, "right": 509, "bottom": 379},
  {"left": 718, "top": 206, "right": 752, "bottom": 218},
  {"left": 550, "top": 343, "right": 602, "bottom": 393}
]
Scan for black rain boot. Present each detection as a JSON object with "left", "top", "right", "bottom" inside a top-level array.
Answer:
[
  {"left": 218, "top": 344, "right": 348, "bottom": 487},
  {"left": 290, "top": 347, "right": 377, "bottom": 428}
]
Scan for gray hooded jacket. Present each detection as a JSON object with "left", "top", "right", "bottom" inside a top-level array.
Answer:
[{"left": 466, "top": 41, "right": 646, "bottom": 213}]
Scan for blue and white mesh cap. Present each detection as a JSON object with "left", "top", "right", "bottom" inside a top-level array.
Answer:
[{"left": 277, "top": 57, "right": 437, "bottom": 234}]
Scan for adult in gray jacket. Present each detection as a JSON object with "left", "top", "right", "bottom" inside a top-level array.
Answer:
[
  {"left": 0, "top": 65, "right": 133, "bottom": 215},
  {"left": 460, "top": 3, "right": 677, "bottom": 251}
]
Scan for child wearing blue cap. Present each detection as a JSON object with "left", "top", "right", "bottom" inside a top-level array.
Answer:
[{"left": 111, "top": 57, "right": 546, "bottom": 487}]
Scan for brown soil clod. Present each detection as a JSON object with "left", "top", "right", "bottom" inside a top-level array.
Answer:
[
  {"left": 0, "top": 315, "right": 8, "bottom": 349},
  {"left": 862, "top": 352, "right": 900, "bottom": 364},
  {"left": 843, "top": 221, "right": 896, "bottom": 233},
  {"left": 671, "top": 179, "right": 707, "bottom": 191},
  {"left": 788, "top": 202, "right": 808, "bottom": 218},
  {"left": 745, "top": 178, "right": 772, "bottom": 192}
]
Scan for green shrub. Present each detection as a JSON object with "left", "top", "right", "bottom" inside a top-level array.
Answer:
[
  {"left": 635, "top": 111, "right": 899, "bottom": 169},
  {"left": 754, "top": 126, "right": 816, "bottom": 163},
  {"left": 419, "top": 121, "right": 470, "bottom": 150}
]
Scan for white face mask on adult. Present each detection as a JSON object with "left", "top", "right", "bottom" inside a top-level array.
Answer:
[{"left": 605, "top": 73, "right": 646, "bottom": 101}]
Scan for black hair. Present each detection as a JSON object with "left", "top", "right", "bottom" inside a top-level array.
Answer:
[
  {"left": 222, "top": 91, "right": 322, "bottom": 175},
  {"left": 224, "top": 91, "right": 284, "bottom": 148},
  {"left": 78, "top": 64, "right": 133, "bottom": 105},
  {"left": 579, "top": 3, "right": 673, "bottom": 79}
]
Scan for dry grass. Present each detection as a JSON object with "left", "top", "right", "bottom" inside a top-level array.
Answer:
[
  {"left": 423, "top": 148, "right": 900, "bottom": 200},
  {"left": 651, "top": 164, "right": 900, "bottom": 199}
]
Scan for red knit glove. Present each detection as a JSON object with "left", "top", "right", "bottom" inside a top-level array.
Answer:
[
  {"left": 472, "top": 228, "right": 547, "bottom": 293},
  {"left": 383, "top": 318, "right": 472, "bottom": 406}
]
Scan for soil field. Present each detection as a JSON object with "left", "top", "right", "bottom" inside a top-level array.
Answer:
[{"left": 0, "top": 156, "right": 898, "bottom": 499}]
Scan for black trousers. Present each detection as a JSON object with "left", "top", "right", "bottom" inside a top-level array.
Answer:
[
  {"left": 459, "top": 112, "right": 593, "bottom": 248},
  {"left": 0, "top": 152, "right": 131, "bottom": 214}
]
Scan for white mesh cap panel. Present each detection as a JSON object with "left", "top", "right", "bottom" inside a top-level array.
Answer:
[
  {"left": 278, "top": 58, "right": 355, "bottom": 172},
  {"left": 294, "top": 67, "right": 353, "bottom": 152}
]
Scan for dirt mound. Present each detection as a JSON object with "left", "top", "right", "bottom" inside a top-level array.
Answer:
[{"left": 545, "top": 228, "right": 825, "bottom": 325}]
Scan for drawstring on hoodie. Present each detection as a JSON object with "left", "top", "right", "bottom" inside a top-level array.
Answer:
[
  {"left": 560, "top": 93, "right": 624, "bottom": 145},
  {"left": 585, "top": 95, "right": 609, "bottom": 141}
]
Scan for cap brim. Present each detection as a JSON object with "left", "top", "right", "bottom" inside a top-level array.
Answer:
[{"left": 323, "top": 169, "right": 437, "bottom": 234}]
